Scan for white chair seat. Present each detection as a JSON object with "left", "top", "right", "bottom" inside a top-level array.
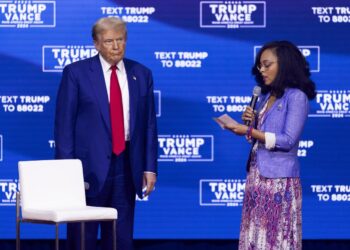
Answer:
[
  {"left": 22, "top": 206, "right": 117, "bottom": 223},
  {"left": 16, "top": 159, "right": 118, "bottom": 250}
]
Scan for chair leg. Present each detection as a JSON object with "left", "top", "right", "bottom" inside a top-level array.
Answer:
[
  {"left": 16, "top": 221, "right": 20, "bottom": 250},
  {"left": 16, "top": 192, "right": 20, "bottom": 250},
  {"left": 113, "top": 220, "right": 117, "bottom": 250},
  {"left": 55, "top": 223, "right": 59, "bottom": 250},
  {"left": 81, "top": 222, "right": 85, "bottom": 250}
]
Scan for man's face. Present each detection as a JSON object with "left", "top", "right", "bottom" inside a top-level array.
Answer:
[{"left": 94, "top": 28, "right": 126, "bottom": 65}]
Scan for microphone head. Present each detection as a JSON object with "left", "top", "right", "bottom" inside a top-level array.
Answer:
[{"left": 253, "top": 86, "right": 261, "bottom": 96}]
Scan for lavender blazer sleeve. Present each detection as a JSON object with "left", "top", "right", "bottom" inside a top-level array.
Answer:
[{"left": 255, "top": 88, "right": 309, "bottom": 178}]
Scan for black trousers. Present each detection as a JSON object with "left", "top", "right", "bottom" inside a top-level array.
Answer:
[{"left": 67, "top": 145, "right": 136, "bottom": 250}]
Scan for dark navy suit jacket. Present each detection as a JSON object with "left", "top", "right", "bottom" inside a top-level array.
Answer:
[{"left": 54, "top": 55, "right": 158, "bottom": 198}]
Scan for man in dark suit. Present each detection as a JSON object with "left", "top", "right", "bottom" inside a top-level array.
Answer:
[{"left": 54, "top": 17, "right": 158, "bottom": 250}]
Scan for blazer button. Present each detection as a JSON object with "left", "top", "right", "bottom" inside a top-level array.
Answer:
[{"left": 107, "top": 155, "right": 111, "bottom": 159}]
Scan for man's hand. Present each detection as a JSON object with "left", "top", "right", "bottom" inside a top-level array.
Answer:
[{"left": 143, "top": 172, "right": 157, "bottom": 197}]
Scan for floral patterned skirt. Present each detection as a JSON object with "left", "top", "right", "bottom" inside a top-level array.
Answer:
[{"left": 239, "top": 151, "right": 302, "bottom": 250}]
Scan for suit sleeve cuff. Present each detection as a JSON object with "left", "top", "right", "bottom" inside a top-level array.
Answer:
[
  {"left": 265, "top": 132, "right": 276, "bottom": 150},
  {"left": 144, "top": 171, "right": 157, "bottom": 175}
]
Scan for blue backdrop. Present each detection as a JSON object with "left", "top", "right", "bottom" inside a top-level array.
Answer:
[{"left": 1, "top": 0, "right": 350, "bottom": 239}]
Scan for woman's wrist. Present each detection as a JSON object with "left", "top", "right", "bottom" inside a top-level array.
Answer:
[{"left": 246, "top": 125, "right": 253, "bottom": 139}]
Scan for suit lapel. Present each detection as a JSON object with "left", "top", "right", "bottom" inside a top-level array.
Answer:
[
  {"left": 88, "top": 55, "right": 111, "bottom": 132},
  {"left": 260, "top": 92, "right": 285, "bottom": 126},
  {"left": 124, "top": 59, "right": 139, "bottom": 139}
]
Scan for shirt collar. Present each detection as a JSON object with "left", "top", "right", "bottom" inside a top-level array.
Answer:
[{"left": 98, "top": 54, "right": 125, "bottom": 73}]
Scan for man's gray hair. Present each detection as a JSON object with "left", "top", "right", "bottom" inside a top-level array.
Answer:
[{"left": 92, "top": 17, "right": 127, "bottom": 41}]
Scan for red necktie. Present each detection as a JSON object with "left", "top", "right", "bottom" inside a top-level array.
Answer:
[{"left": 110, "top": 65, "right": 125, "bottom": 155}]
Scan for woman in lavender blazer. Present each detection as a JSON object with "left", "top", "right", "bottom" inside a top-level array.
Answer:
[{"left": 226, "top": 41, "right": 316, "bottom": 250}]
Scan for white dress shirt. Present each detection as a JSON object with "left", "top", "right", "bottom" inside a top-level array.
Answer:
[
  {"left": 99, "top": 55, "right": 156, "bottom": 177},
  {"left": 99, "top": 54, "right": 130, "bottom": 141}
]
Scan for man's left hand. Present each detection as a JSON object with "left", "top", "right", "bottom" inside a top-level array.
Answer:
[{"left": 143, "top": 172, "right": 157, "bottom": 197}]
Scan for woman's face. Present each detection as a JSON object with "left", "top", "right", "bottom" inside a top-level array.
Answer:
[{"left": 257, "top": 49, "right": 278, "bottom": 85}]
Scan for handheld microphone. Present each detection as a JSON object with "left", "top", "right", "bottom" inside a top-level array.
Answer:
[{"left": 244, "top": 86, "right": 261, "bottom": 126}]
